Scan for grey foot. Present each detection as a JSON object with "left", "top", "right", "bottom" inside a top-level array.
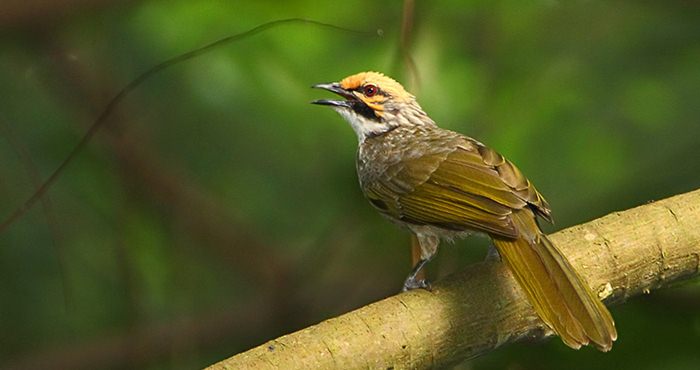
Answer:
[
  {"left": 402, "top": 276, "right": 432, "bottom": 292},
  {"left": 402, "top": 257, "right": 433, "bottom": 292}
]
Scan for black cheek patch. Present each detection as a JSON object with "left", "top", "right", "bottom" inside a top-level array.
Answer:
[{"left": 352, "top": 100, "right": 380, "bottom": 121}]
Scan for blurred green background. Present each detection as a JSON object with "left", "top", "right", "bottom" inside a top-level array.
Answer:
[{"left": 1, "top": 1, "right": 699, "bottom": 369}]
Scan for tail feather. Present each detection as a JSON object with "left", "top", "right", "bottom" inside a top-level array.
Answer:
[{"left": 493, "top": 210, "right": 617, "bottom": 351}]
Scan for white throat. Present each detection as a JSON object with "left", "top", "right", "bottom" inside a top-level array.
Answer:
[{"left": 334, "top": 108, "right": 393, "bottom": 143}]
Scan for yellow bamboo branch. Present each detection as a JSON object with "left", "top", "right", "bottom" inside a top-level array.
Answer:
[{"left": 207, "top": 189, "right": 700, "bottom": 369}]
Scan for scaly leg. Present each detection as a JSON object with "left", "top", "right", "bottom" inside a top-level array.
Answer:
[
  {"left": 402, "top": 232, "right": 439, "bottom": 291},
  {"left": 410, "top": 234, "right": 426, "bottom": 282},
  {"left": 402, "top": 257, "right": 432, "bottom": 291}
]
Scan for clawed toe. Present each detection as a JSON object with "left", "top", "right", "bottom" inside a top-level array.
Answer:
[{"left": 402, "top": 277, "right": 432, "bottom": 292}]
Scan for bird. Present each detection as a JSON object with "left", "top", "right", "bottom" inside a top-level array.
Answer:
[{"left": 311, "top": 71, "right": 617, "bottom": 351}]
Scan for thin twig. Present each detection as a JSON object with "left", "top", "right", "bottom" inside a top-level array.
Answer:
[
  {"left": 0, "top": 18, "right": 374, "bottom": 233},
  {"left": 0, "top": 115, "right": 71, "bottom": 308},
  {"left": 400, "top": 0, "right": 421, "bottom": 91}
]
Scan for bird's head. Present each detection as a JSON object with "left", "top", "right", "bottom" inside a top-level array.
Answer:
[{"left": 312, "top": 71, "right": 434, "bottom": 141}]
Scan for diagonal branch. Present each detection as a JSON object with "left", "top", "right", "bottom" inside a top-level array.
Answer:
[{"left": 207, "top": 188, "right": 700, "bottom": 369}]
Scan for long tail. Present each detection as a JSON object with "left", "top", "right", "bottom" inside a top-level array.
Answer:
[{"left": 492, "top": 209, "right": 617, "bottom": 351}]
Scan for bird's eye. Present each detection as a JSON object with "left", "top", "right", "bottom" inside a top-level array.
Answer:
[{"left": 363, "top": 84, "right": 378, "bottom": 97}]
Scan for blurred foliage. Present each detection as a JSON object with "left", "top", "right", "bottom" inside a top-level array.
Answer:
[{"left": 0, "top": 1, "right": 699, "bottom": 369}]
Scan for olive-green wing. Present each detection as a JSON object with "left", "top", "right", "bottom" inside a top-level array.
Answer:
[
  {"left": 363, "top": 137, "right": 551, "bottom": 238},
  {"left": 474, "top": 142, "right": 551, "bottom": 221}
]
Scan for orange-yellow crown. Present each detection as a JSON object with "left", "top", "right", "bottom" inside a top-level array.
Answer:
[{"left": 339, "top": 71, "right": 413, "bottom": 103}]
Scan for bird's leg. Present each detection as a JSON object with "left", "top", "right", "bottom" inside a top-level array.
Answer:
[
  {"left": 402, "top": 232, "right": 439, "bottom": 292},
  {"left": 402, "top": 257, "right": 432, "bottom": 291},
  {"left": 410, "top": 234, "right": 426, "bottom": 282}
]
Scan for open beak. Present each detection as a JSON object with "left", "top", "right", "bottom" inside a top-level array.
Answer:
[{"left": 311, "top": 82, "right": 355, "bottom": 108}]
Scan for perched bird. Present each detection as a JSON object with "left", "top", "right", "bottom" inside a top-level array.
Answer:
[{"left": 312, "top": 71, "right": 617, "bottom": 351}]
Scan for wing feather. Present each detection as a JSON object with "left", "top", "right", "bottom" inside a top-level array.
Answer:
[{"left": 362, "top": 132, "right": 552, "bottom": 236}]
